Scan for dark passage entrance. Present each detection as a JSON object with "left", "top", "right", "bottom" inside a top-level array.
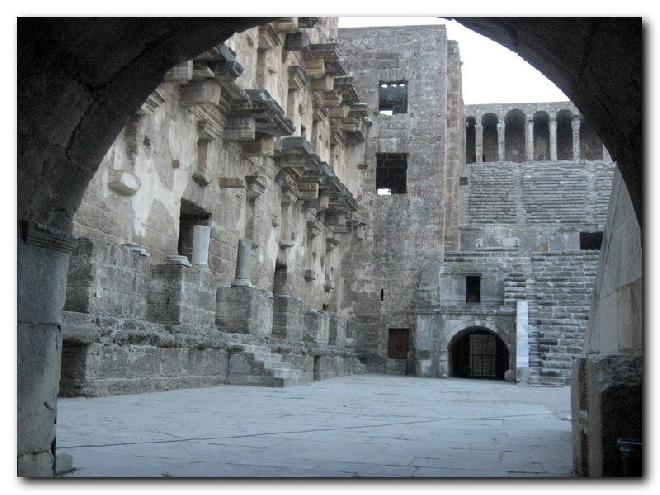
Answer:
[{"left": 449, "top": 328, "right": 509, "bottom": 379}]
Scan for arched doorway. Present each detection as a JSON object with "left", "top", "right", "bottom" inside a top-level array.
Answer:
[
  {"left": 533, "top": 111, "right": 551, "bottom": 161},
  {"left": 556, "top": 109, "right": 574, "bottom": 160},
  {"left": 448, "top": 327, "right": 509, "bottom": 380}
]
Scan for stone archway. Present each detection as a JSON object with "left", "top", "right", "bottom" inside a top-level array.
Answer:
[
  {"left": 17, "top": 17, "right": 642, "bottom": 477},
  {"left": 448, "top": 327, "right": 510, "bottom": 380}
]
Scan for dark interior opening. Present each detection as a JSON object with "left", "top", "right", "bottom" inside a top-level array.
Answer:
[
  {"left": 313, "top": 355, "right": 321, "bottom": 381},
  {"left": 580, "top": 231, "right": 603, "bottom": 250},
  {"left": 59, "top": 342, "right": 89, "bottom": 397},
  {"left": 378, "top": 81, "right": 408, "bottom": 114},
  {"left": 465, "top": 117, "right": 476, "bottom": 164},
  {"left": 556, "top": 110, "right": 574, "bottom": 160},
  {"left": 387, "top": 328, "right": 410, "bottom": 360},
  {"left": 376, "top": 153, "right": 408, "bottom": 194},
  {"left": 178, "top": 199, "right": 211, "bottom": 262},
  {"left": 505, "top": 109, "right": 526, "bottom": 162},
  {"left": 449, "top": 329, "right": 509, "bottom": 380},
  {"left": 466, "top": 275, "right": 481, "bottom": 303},
  {"left": 481, "top": 113, "right": 499, "bottom": 162}
]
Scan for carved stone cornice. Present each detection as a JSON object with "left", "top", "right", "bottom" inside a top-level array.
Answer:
[
  {"left": 21, "top": 221, "right": 77, "bottom": 254},
  {"left": 137, "top": 89, "right": 166, "bottom": 116},
  {"left": 333, "top": 76, "right": 360, "bottom": 105}
]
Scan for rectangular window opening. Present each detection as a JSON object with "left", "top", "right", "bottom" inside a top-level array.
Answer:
[
  {"left": 380, "top": 289, "right": 384, "bottom": 302},
  {"left": 580, "top": 231, "right": 603, "bottom": 250},
  {"left": 466, "top": 275, "right": 481, "bottom": 303},
  {"left": 376, "top": 153, "right": 407, "bottom": 194},
  {"left": 378, "top": 81, "right": 408, "bottom": 114}
]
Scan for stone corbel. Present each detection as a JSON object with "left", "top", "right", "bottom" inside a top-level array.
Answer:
[
  {"left": 258, "top": 24, "right": 281, "bottom": 51},
  {"left": 298, "top": 17, "right": 318, "bottom": 28},
  {"left": 325, "top": 235, "right": 340, "bottom": 252},
  {"left": 288, "top": 65, "right": 310, "bottom": 92},
  {"left": 245, "top": 174, "right": 267, "bottom": 199},
  {"left": 271, "top": 18, "right": 299, "bottom": 33},
  {"left": 304, "top": 269, "right": 317, "bottom": 282},
  {"left": 137, "top": 89, "right": 166, "bottom": 116},
  {"left": 307, "top": 220, "right": 322, "bottom": 238},
  {"left": 109, "top": 169, "right": 141, "bottom": 195},
  {"left": 284, "top": 30, "right": 311, "bottom": 53},
  {"left": 224, "top": 116, "right": 257, "bottom": 142},
  {"left": 164, "top": 61, "right": 193, "bottom": 83},
  {"left": 180, "top": 80, "right": 222, "bottom": 107}
]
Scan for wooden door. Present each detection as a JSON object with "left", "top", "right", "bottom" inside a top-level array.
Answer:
[
  {"left": 469, "top": 333, "right": 497, "bottom": 377},
  {"left": 387, "top": 328, "right": 410, "bottom": 359}
]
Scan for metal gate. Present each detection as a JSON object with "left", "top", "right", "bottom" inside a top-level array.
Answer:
[{"left": 469, "top": 333, "right": 497, "bottom": 377}]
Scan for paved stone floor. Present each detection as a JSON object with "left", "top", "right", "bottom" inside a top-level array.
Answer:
[{"left": 57, "top": 375, "right": 573, "bottom": 477}]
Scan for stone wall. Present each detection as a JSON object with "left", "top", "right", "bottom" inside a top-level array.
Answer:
[{"left": 338, "top": 25, "right": 452, "bottom": 365}]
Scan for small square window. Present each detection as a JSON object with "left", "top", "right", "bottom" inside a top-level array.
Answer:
[{"left": 379, "top": 81, "right": 408, "bottom": 114}]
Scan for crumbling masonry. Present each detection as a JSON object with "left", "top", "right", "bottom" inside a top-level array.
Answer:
[{"left": 59, "top": 20, "right": 614, "bottom": 397}]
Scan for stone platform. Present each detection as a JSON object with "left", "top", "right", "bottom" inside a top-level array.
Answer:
[{"left": 58, "top": 375, "right": 573, "bottom": 477}]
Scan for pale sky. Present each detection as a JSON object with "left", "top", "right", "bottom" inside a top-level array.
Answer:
[{"left": 338, "top": 17, "right": 569, "bottom": 105}]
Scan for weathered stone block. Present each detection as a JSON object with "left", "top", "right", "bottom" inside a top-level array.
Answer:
[{"left": 216, "top": 286, "right": 273, "bottom": 337}]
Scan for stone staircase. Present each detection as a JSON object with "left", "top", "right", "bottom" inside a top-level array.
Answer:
[
  {"left": 468, "top": 162, "right": 518, "bottom": 224},
  {"left": 521, "top": 162, "right": 591, "bottom": 224},
  {"left": 227, "top": 342, "right": 308, "bottom": 387},
  {"left": 527, "top": 252, "right": 600, "bottom": 385}
]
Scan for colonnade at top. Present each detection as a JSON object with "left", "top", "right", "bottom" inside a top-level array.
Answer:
[{"left": 464, "top": 105, "right": 611, "bottom": 164}]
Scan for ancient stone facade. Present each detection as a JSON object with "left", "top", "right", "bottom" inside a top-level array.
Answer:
[
  {"left": 59, "top": 20, "right": 615, "bottom": 397},
  {"left": 60, "top": 18, "right": 370, "bottom": 396}
]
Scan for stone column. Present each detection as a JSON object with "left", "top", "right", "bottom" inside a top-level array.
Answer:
[
  {"left": 549, "top": 117, "right": 558, "bottom": 161},
  {"left": 497, "top": 121, "right": 505, "bottom": 162},
  {"left": 191, "top": 225, "right": 211, "bottom": 265},
  {"left": 475, "top": 124, "right": 483, "bottom": 163},
  {"left": 526, "top": 118, "right": 534, "bottom": 161},
  {"left": 231, "top": 239, "right": 253, "bottom": 287},
  {"left": 516, "top": 300, "right": 529, "bottom": 383},
  {"left": 572, "top": 115, "right": 581, "bottom": 161},
  {"left": 18, "top": 222, "right": 77, "bottom": 477}
]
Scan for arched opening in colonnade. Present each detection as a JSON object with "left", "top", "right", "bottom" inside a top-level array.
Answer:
[
  {"left": 580, "top": 118, "right": 604, "bottom": 160},
  {"left": 533, "top": 111, "right": 551, "bottom": 161},
  {"left": 556, "top": 110, "right": 574, "bottom": 160},
  {"left": 481, "top": 113, "right": 499, "bottom": 162},
  {"left": 504, "top": 109, "right": 526, "bottom": 162}
]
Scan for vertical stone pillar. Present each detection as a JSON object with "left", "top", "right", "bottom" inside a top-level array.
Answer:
[
  {"left": 231, "top": 239, "right": 252, "bottom": 287},
  {"left": 191, "top": 225, "right": 211, "bottom": 265},
  {"left": 497, "top": 121, "right": 505, "bottom": 162},
  {"left": 572, "top": 115, "right": 581, "bottom": 160},
  {"left": 475, "top": 124, "right": 483, "bottom": 163},
  {"left": 549, "top": 117, "right": 558, "bottom": 161},
  {"left": 526, "top": 118, "right": 534, "bottom": 161},
  {"left": 516, "top": 300, "right": 529, "bottom": 382},
  {"left": 18, "top": 222, "right": 77, "bottom": 477}
]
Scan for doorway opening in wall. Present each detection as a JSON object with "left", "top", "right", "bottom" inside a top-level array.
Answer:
[
  {"left": 448, "top": 328, "right": 509, "bottom": 380},
  {"left": 177, "top": 199, "right": 211, "bottom": 263}
]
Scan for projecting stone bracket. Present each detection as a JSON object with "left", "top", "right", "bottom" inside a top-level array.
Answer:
[{"left": 108, "top": 169, "right": 141, "bottom": 196}]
